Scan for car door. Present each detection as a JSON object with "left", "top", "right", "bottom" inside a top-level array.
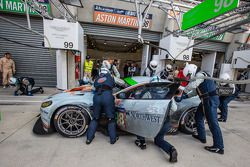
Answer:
[{"left": 115, "top": 82, "right": 179, "bottom": 138}]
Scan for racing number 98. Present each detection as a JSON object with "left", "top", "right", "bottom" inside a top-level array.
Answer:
[
  {"left": 64, "top": 42, "right": 73, "bottom": 49},
  {"left": 183, "top": 55, "right": 189, "bottom": 61},
  {"left": 143, "top": 20, "right": 150, "bottom": 28}
]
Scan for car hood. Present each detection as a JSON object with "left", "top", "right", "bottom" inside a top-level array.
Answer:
[{"left": 46, "top": 91, "right": 93, "bottom": 102}]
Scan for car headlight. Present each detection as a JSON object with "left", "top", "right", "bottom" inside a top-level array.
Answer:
[{"left": 41, "top": 101, "right": 53, "bottom": 108}]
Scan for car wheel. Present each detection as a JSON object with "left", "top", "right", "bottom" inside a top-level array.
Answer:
[
  {"left": 179, "top": 108, "right": 196, "bottom": 134},
  {"left": 53, "top": 106, "right": 90, "bottom": 138}
]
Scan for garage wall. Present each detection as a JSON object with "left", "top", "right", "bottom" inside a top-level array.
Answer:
[{"left": 0, "top": 14, "right": 56, "bottom": 87}]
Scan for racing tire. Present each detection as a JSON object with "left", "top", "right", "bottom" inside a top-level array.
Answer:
[
  {"left": 179, "top": 108, "right": 197, "bottom": 134},
  {"left": 53, "top": 106, "right": 90, "bottom": 138}
]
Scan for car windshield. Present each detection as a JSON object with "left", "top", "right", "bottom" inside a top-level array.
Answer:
[{"left": 121, "top": 82, "right": 179, "bottom": 100}]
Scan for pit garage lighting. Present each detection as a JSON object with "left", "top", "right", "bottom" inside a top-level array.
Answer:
[{"left": 59, "top": 0, "right": 83, "bottom": 8}]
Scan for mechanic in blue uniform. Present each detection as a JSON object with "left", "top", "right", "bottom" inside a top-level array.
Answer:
[
  {"left": 9, "top": 77, "right": 43, "bottom": 96},
  {"left": 177, "top": 63, "right": 224, "bottom": 154},
  {"left": 218, "top": 73, "right": 240, "bottom": 122},
  {"left": 86, "top": 61, "right": 118, "bottom": 144},
  {"left": 135, "top": 99, "right": 178, "bottom": 163}
]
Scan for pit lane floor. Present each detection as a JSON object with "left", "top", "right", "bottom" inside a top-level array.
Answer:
[{"left": 0, "top": 88, "right": 250, "bottom": 167}]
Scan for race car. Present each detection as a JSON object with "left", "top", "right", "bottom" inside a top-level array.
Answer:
[{"left": 34, "top": 76, "right": 200, "bottom": 138}]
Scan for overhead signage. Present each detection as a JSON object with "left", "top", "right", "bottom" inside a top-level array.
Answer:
[
  {"left": 159, "top": 35, "right": 194, "bottom": 61},
  {"left": 43, "top": 18, "right": 84, "bottom": 51},
  {"left": 0, "top": 0, "right": 51, "bottom": 15},
  {"left": 93, "top": 5, "right": 153, "bottom": 29},
  {"left": 182, "top": 0, "right": 239, "bottom": 30},
  {"left": 184, "top": 24, "right": 225, "bottom": 41}
]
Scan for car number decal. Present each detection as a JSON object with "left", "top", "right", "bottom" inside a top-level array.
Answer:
[{"left": 116, "top": 112, "right": 126, "bottom": 129}]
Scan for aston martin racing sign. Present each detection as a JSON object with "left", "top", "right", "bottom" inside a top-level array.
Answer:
[{"left": 93, "top": 5, "right": 153, "bottom": 29}]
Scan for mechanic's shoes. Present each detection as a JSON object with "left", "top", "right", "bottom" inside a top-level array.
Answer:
[
  {"left": 39, "top": 87, "right": 44, "bottom": 94},
  {"left": 110, "top": 136, "right": 119, "bottom": 144},
  {"left": 86, "top": 139, "right": 92, "bottom": 145},
  {"left": 86, "top": 136, "right": 95, "bottom": 145},
  {"left": 192, "top": 134, "right": 207, "bottom": 144},
  {"left": 218, "top": 118, "right": 226, "bottom": 122},
  {"left": 204, "top": 146, "right": 224, "bottom": 154},
  {"left": 167, "top": 127, "right": 179, "bottom": 135},
  {"left": 169, "top": 147, "right": 178, "bottom": 163},
  {"left": 135, "top": 139, "right": 147, "bottom": 150}
]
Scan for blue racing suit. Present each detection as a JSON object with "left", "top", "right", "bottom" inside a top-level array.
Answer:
[
  {"left": 184, "top": 72, "right": 224, "bottom": 149},
  {"left": 86, "top": 73, "right": 117, "bottom": 143}
]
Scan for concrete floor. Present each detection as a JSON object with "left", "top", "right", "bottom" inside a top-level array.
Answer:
[{"left": 0, "top": 87, "right": 250, "bottom": 167}]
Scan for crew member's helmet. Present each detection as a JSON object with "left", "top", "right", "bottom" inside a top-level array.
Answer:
[
  {"left": 9, "top": 77, "right": 17, "bottom": 85},
  {"left": 149, "top": 60, "right": 158, "bottom": 70},
  {"left": 183, "top": 63, "right": 198, "bottom": 79},
  {"left": 102, "top": 60, "right": 111, "bottom": 70},
  {"left": 220, "top": 73, "right": 231, "bottom": 86},
  {"left": 166, "top": 64, "right": 173, "bottom": 72},
  {"left": 100, "top": 67, "right": 109, "bottom": 74}
]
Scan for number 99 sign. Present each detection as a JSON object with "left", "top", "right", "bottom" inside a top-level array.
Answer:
[{"left": 64, "top": 42, "right": 74, "bottom": 49}]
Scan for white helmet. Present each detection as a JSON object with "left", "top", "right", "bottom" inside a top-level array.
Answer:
[
  {"left": 9, "top": 77, "right": 17, "bottom": 85},
  {"left": 149, "top": 60, "right": 158, "bottom": 70},
  {"left": 183, "top": 63, "right": 198, "bottom": 78},
  {"left": 220, "top": 73, "right": 230, "bottom": 86},
  {"left": 83, "top": 76, "right": 90, "bottom": 84},
  {"left": 102, "top": 60, "right": 111, "bottom": 70},
  {"left": 166, "top": 64, "right": 172, "bottom": 72}
]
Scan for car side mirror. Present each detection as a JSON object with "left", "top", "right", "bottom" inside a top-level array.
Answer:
[{"left": 117, "top": 92, "right": 126, "bottom": 99}]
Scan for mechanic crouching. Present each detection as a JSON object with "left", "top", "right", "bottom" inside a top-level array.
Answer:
[
  {"left": 86, "top": 62, "right": 118, "bottom": 145},
  {"left": 9, "top": 77, "right": 44, "bottom": 96},
  {"left": 176, "top": 63, "right": 224, "bottom": 154},
  {"left": 135, "top": 100, "right": 178, "bottom": 163}
]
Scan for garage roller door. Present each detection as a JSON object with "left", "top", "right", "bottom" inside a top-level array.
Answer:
[
  {"left": 0, "top": 14, "right": 56, "bottom": 87},
  {"left": 81, "top": 23, "right": 161, "bottom": 42},
  {"left": 194, "top": 40, "right": 228, "bottom": 52}
]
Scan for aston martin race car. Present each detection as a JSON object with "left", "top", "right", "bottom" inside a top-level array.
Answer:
[{"left": 34, "top": 76, "right": 200, "bottom": 138}]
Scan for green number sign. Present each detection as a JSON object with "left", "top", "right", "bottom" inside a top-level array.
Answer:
[
  {"left": 182, "top": 0, "right": 239, "bottom": 30},
  {"left": 0, "top": 0, "right": 51, "bottom": 15}
]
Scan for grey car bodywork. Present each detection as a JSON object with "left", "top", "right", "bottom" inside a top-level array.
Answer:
[{"left": 39, "top": 76, "right": 200, "bottom": 138}]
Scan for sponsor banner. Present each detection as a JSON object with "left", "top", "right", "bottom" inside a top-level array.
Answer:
[
  {"left": 0, "top": 0, "right": 51, "bottom": 15},
  {"left": 93, "top": 5, "right": 152, "bottom": 29},
  {"left": 182, "top": 0, "right": 239, "bottom": 30},
  {"left": 184, "top": 24, "right": 225, "bottom": 41}
]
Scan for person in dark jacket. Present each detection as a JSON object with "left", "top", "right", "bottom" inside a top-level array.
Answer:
[
  {"left": 86, "top": 62, "right": 118, "bottom": 145},
  {"left": 9, "top": 77, "right": 43, "bottom": 96}
]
